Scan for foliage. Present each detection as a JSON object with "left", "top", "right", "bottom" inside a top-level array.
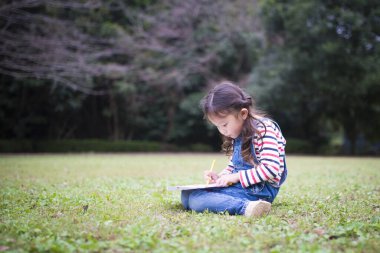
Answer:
[
  {"left": 0, "top": 0, "right": 263, "bottom": 148},
  {"left": 0, "top": 139, "right": 166, "bottom": 153},
  {"left": 283, "top": 138, "right": 314, "bottom": 154},
  {"left": 256, "top": 0, "right": 380, "bottom": 154},
  {"left": 0, "top": 154, "right": 379, "bottom": 252},
  {"left": 0, "top": 0, "right": 379, "bottom": 155},
  {"left": 0, "top": 139, "right": 216, "bottom": 153}
]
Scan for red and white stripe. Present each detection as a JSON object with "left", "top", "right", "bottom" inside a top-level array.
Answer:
[{"left": 239, "top": 120, "right": 286, "bottom": 188}]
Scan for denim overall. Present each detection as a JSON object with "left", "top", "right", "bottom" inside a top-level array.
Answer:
[{"left": 181, "top": 120, "right": 287, "bottom": 215}]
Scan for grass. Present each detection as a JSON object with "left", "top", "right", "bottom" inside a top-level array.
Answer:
[{"left": 0, "top": 154, "right": 379, "bottom": 253}]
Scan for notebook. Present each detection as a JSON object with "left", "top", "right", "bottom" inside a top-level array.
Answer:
[{"left": 167, "top": 183, "right": 220, "bottom": 191}]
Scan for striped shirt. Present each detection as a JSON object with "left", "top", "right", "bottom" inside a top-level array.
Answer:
[{"left": 220, "top": 120, "right": 286, "bottom": 188}]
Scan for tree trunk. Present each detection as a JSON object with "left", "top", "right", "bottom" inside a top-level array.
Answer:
[
  {"left": 109, "top": 90, "right": 120, "bottom": 140},
  {"left": 344, "top": 121, "right": 358, "bottom": 155},
  {"left": 163, "top": 104, "right": 175, "bottom": 142}
]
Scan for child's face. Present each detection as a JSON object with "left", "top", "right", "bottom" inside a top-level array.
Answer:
[{"left": 208, "top": 109, "right": 248, "bottom": 139}]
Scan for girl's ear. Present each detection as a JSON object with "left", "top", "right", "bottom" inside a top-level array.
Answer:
[{"left": 240, "top": 108, "right": 249, "bottom": 120}]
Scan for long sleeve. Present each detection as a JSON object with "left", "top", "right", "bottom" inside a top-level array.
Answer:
[
  {"left": 239, "top": 121, "right": 286, "bottom": 188},
  {"left": 219, "top": 159, "right": 234, "bottom": 176}
]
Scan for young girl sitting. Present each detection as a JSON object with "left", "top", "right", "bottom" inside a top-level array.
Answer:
[{"left": 181, "top": 81, "right": 287, "bottom": 217}]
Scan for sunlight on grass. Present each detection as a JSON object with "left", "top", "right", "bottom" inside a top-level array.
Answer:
[{"left": 1, "top": 154, "right": 379, "bottom": 252}]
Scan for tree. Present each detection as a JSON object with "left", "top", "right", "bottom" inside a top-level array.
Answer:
[
  {"left": 0, "top": 0, "right": 266, "bottom": 144},
  {"left": 125, "top": 0, "right": 264, "bottom": 142},
  {"left": 0, "top": 0, "right": 133, "bottom": 94},
  {"left": 257, "top": 0, "right": 380, "bottom": 154}
]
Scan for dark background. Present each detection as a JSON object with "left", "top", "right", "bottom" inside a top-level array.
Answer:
[{"left": 1, "top": 0, "right": 379, "bottom": 155}]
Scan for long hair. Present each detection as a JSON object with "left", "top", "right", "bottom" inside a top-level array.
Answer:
[{"left": 200, "top": 81, "right": 267, "bottom": 165}]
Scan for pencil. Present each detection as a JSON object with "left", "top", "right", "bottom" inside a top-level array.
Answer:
[{"left": 207, "top": 159, "right": 215, "bottom": 185}]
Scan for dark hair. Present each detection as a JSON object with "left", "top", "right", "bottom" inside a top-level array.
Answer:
[{"left": 200, "top": 81, "right": 266, "bottom": 164}]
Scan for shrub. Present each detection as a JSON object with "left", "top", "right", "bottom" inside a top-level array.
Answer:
[
  {"left": 285, "top": 138, "right": 314, "bottom": 154},
  {"left": 0, "top": 139, "right": 163, "bottom": 153}
]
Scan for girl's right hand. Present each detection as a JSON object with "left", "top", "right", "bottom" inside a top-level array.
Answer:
[{"left": 204, "top": 170, "right": 219, "bottom": 184}]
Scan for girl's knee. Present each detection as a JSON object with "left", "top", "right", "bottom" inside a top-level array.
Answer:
[
  {"left": 188, "top": 197, "right": 207, "bottom": 212},
  {"left": 186, "top": 190, "right": 209, "bottom": 212},
  {"left": 181, "top": 190, "right": 191, "bottom": 210}
]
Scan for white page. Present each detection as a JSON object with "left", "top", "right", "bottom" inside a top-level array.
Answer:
[{"left": 167, "top": 183, "right": 221, "bottom": 191}]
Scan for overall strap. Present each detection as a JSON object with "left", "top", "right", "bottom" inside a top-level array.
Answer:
[
  {"left": 250, "top": 140, "right": 260, "bottom": 164},
  {"left": 279, "top": 157, "right": 288, "bottom": 186}
]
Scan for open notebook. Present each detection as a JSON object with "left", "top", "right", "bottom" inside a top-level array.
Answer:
[{"left": 167, "top": 183, "right": 220, "bottom": 191}]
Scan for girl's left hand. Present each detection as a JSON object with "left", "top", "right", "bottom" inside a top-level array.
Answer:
[{"left": 216, "top": 173, "right": 240, "bottom": 187}]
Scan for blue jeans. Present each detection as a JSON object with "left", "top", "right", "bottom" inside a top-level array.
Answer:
[{"left": 181, "top": 181, "right": 279, "bottom": 215}]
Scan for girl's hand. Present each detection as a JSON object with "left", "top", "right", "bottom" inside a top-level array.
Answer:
[
  {"left": 216, "top": 173, "right": 240, "bottom": 187},
  {"left": 204, "top": 170, "right": 219, "bottom": 184}
]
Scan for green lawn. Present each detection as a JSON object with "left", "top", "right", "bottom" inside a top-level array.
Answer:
[{"left": 0, "top": 154, "right": 379, "bottom": 252}]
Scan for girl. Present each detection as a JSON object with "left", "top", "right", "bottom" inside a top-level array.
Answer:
[{"left": 181, "top": 81, "right": 287, "bottom": 217}]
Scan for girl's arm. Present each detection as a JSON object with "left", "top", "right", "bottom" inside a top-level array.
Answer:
[
  {"left": 205, "top": 158, "right": 234, "bottom": 184},
  {"left": 239, "top": 122, "right": 285, "bottom": 188},
  {"left": 215, "top": 158, "right": 242, "bottom": 186},
  {"left": 218, "top": 159, "right": 234, "bottom": 176}
]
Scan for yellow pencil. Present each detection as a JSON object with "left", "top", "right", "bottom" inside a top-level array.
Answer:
[{"left": 207, "top": 159, "right": 216, "bottom": 185}]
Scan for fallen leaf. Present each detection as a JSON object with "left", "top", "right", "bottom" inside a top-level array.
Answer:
[
  {"left": 0, "top": 246, "right": 10, "bottom": 251},
  {"left": 313, "top": 228, "right": 326, "bottom": 236},
  {"left": 51, "top": 211, "right": 64, "bottom": 218}
]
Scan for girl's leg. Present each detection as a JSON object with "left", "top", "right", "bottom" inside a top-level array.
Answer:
[
  {"left": 188, "top": 189, "right": 247, "bottom": 214},
  {"left": 181, "top": 183, "right": 280, "bottom": 215},
  {"left": 184, "top": 184, "right": 260, "bottom": 215},
  {"left": 246, "top": 182, "right": 280, "bottom": 203}
]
